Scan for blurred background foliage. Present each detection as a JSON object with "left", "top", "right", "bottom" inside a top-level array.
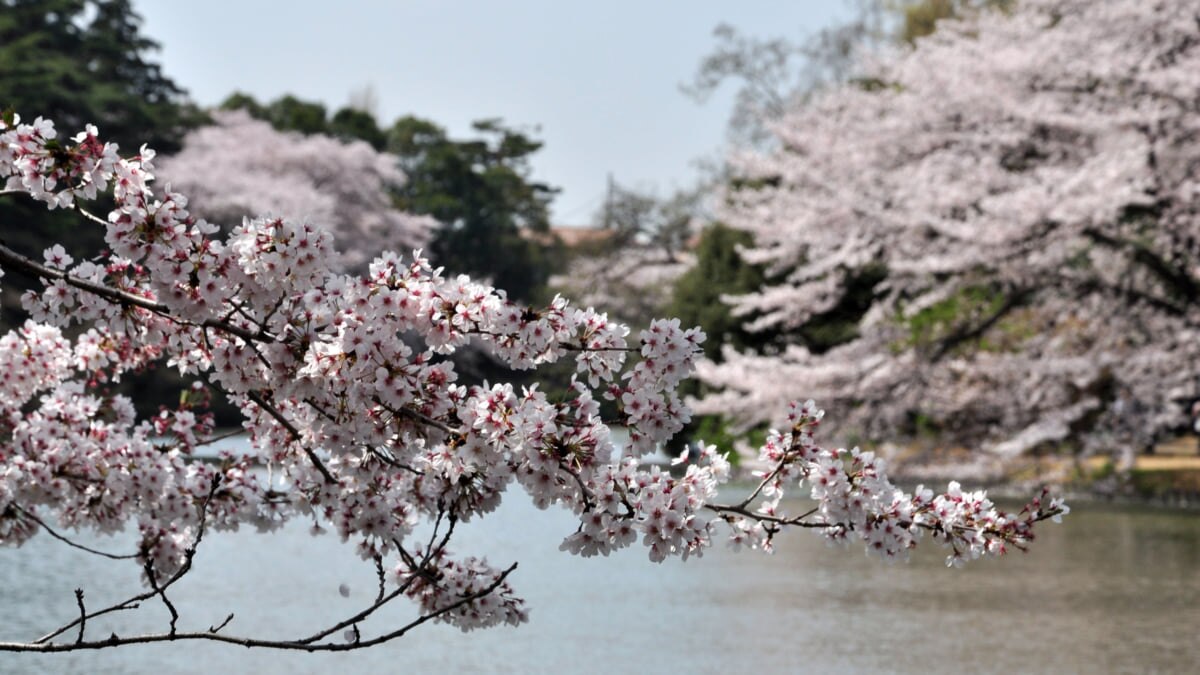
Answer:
[{"left": 0, "top": 0, "right": 1061, "bottom": 449}]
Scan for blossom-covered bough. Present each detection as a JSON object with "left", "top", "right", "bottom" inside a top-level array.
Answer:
[{"left": 0, "top": 113, "right": 1066, "bottom": 653}]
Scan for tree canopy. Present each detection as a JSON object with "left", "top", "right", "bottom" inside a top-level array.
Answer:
[
  {"left": 697, "top": 0, "right": 1200, "bottom": 461},
  {"left": 0, "top": 0, "right": 199, "bottom": 316},
  {"left": 0, "top": 0, "right": 197, "bottom": 154},
  {"left": 550, "top": 181, "right": 700, "bottom": 330},
  {"left": 388, "top": 116, "right": 559, "bottom": 302}
]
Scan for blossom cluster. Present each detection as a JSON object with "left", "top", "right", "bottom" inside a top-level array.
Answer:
[
  {"left": 0, "top": 112, "right": 1065, "bottom": 634},
  {"left": 395, "top": 553, "right": 528, "bottom": 633},
  {"left": 724, "top": 401, "right": 1069, "bottom": 565}
]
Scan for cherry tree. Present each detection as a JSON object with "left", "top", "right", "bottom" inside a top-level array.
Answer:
[
  {"left": 0, "top": 112, "right": 1064, "bottom": 653},
  {"left": 697, "top": 0, "right": 1200, "bottom": 464},
  {"left": 156, "top": 109, "right": 436, "bottom": 270}
]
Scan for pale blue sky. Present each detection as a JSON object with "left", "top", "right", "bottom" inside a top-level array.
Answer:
[{"left": 133, "top": 1, "right": 850, "bottom": 224}]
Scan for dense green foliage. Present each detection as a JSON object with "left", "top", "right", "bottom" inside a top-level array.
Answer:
[
  {"left": 668, "top": 222, "right": 884, "bottom": 363},
  {"left": 330, "top": 107, "right": 387, "bottom": 150},
  {"left": 666, "top": 224, "right": 882, "bottom": 453},
  {"left": 0, "top": 1, "right": 213, "bottom": 421},
  {"left": 667, "top": 223, "right": 768, "bottom": 362},
  {"left": 897, "top": 283, "right": 1036, "bottom": 358},
  {"left": 0, "top": 0, "right": 199, "bottom": 153},
  {"left": 388, "top": 116, "right": 560, "bottom": 302},
  {"left": 898, "top": 0, "right": 1013, "bottom": 44},
  {"left": 0, "top": 0, "right": 200, "bottom": 261}
]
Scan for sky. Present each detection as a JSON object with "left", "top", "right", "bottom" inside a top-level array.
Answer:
[{"left": 133, "top": 1, "right": 852, "bottom": 224}]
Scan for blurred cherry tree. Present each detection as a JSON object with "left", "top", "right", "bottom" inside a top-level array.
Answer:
[
  {"left": 697, "top": 0, "right": 1200, "bottom": 463},
  {"left": 158, "top": 110, "right": 435, "bottom": 271}
]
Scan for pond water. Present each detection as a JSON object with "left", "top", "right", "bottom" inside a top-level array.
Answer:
[{"left": 2, "top": 484, "right": 1198, "bottom": 674}]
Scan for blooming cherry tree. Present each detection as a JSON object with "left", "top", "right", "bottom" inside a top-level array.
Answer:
[
  {"left": 0, "top": 112, "right": 1064, "bottom": 652},
  {"left": 699, "top": 0, "right": 1200, "bottom": 462},
  {"left": 156, "top": 109, "right": 436, "bottom": 270}
]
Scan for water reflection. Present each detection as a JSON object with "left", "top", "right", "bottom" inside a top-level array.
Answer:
[{"left": 1, "top": 498, "right": 1196, "bottom": 674}]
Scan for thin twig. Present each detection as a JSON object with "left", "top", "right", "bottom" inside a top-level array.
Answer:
[
  {"left": 143, "top": 558, "right": 180, "bottom": 636},
  {"left": 369, "top": 447, "right": 423, "bottom": 475},
  {"left": 194, "top": 428, "right": 246, "bottom": 448},
  {"left": 73, "top": 590, "right": 86, "bottom": 645},
  {"left": 8, "top": 504, "right": 139, "bottom": 560},
  {"left": 33, "top": 475, "right": 223, "bottom": 645},
  {"left": 705, "top": 502, "right": 831, "bottom": 528},
  {"left": 373, "top": 556, "right": 387, "bottom": 605},
  {"left": 559, "top": 462, "right": 596, "bottom": 511},
  {"left": 209, "top": 614, "right": 235, "bottom": 634},
  {"left": 296, "top": 542, "right": 426, "bottom": 646},
  {"left": 373, "top": 396, "right": 462, "bottom": 436}
]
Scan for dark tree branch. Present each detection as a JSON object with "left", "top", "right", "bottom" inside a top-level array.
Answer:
[
  {"left": 143, "top": 557, "right": 180, "bottom": 636},
  {"left": 705, "top": 502, "right": 830, "bottom": 528},
  {"left": 7, "top": 504, "right": 139, "bottom": 560},
  {"left": 32, "top": 475, "right": 223, "bottom": 645},
  {"left": 371, "top": 396, "right": 463, "bottom": 436},
  {"left": 0, "top": 562, "right": 520, "bottom": 653},
  {"left": 209, "top": 614, "right": 235, "bottom": 635},
  {"left": 73, "top": 590, "right": 86, "bottom": 645},
  {"left": 1084, "top": 226, "right": 1199, "bottom": 303},
  {"left": 927, "top": 288, "right": 1028, "bottom": 363},
  {"left": 1069, "top": 275, "right": 1189, "bottom": 319},
  {"left": 0, "top": 240, "right": 260, "bottom": 343},
  {"left": 244, "top": 390, "right": 337, "bottom": 484}
]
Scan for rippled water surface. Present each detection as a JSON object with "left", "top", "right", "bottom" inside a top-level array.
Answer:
[{"left": 2, "top": 494, "right": 1197, "bottom": 674}]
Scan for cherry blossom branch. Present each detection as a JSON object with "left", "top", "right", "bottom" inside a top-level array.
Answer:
[
  {"left": 143, "top": 557, "right": 181, "bottom": 635},
  {"left": 465, "top": 328, "right": 637, "bottom": 353},
  {"left": 558, "top": 461, "right": 596, "bottom": 511},
  {"left": 30, "top": 475, "right": 223, "bottom": 646},
  {"left": 0, "top": 239, "right": 260, "bottom": 343},
  {"left": 0, "top": 109, "right": 1068, "bottom": 653},
  {"left": 733, "top": 461, "right": 789, "bottom": 510},
  {"left": 705, "top": 503, "right": 828, "bottom": 528},
  {"left": 1069, "top": 275, "right": 1191, "bottom": 321},
  {"left": 244, "top": 390, "right": 337, "bottom": 484},
  {"left": 298, "top": 508, "right": 462, "bottom": 647},
  {"left": 371, "top": 396, "right": 463, "bottom": 436},
  {"left": 928, "top": 288, "right": 1028, "bottom": 362},
  {"left": 294, "top": 559, "right": 422, "bottom": 646},
  {"left": 368, "top": 445, "right": 424, "bottom": 475},
  {"left": 0, "top": 562, "right": 519, "bottom": 653},
  {"left": 706, "top": 499, "right": 1066, "bottom": 536},
  {"left": 0, "top": 240, "right": 165, "bottom": 313},
  {"left": 560, "top": 342, "right": 639, "bottom": 353},
  {"left": 194, "top": 427, "right": 245, "bottom": 448},
  {"left": 1084, "top": 227, "right": 1199, "bottom": 302}
]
